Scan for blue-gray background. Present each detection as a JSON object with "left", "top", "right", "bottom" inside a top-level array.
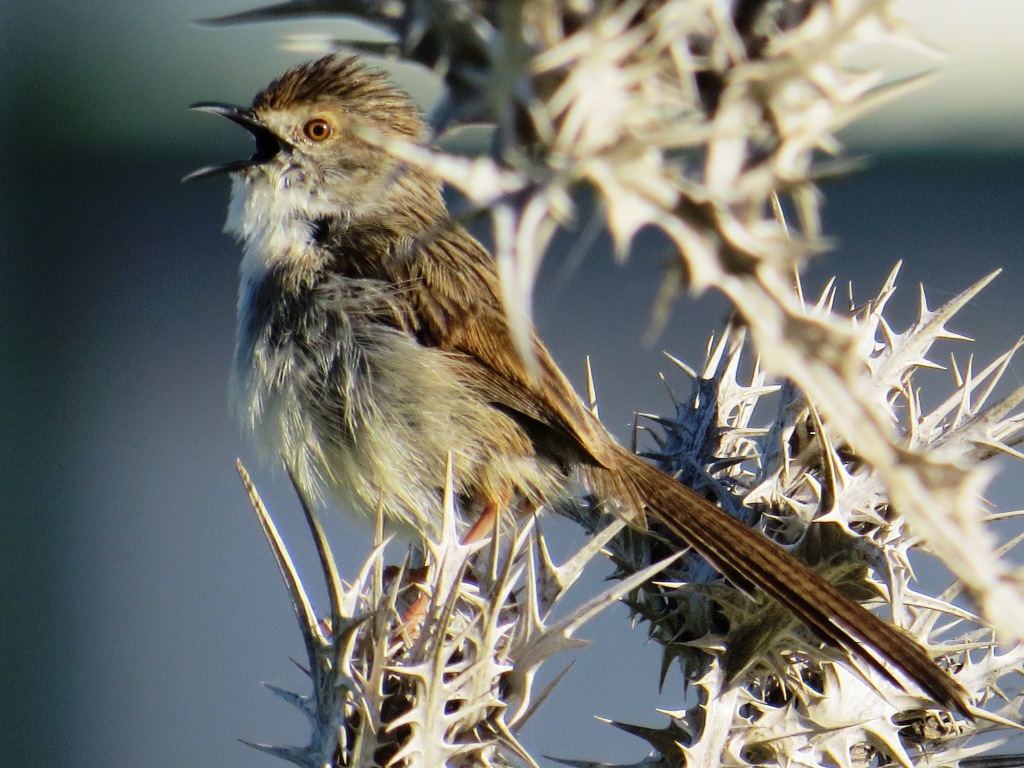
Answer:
[{"left": 3, "top": 2, "right": 1023, "bottom": 767}]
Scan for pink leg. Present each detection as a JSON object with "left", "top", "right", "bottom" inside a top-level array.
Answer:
[{"left": 461, "top": 499, "right": 501, "bottom": 545}]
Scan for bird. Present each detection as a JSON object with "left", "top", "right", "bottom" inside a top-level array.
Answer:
[{"left": 186, "top": 53, "right": 968, "bottom": 714}]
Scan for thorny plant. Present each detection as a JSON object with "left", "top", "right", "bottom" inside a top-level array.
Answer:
[
  {"left": 206, "top": 0, "right": 1024, "bottom": 766},
  {"left": 236, "top": 456, "right": 679, "bottom": 767},
  {"left": 206, "top": 0, "right": 1024, "bottom": 638},
  {"left": 236, "top": 268, "right": 1024, "bottom": 768}
]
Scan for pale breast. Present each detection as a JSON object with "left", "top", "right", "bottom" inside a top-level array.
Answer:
[
  {"left": 234, "top": 260, "right": 563, "bottom": 538},
  {"left": 225, "top": 172, "right": 566, "bottom": 537}
]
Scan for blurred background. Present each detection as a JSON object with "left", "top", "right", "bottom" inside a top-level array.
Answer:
[{"left": 2, "top": 1, "right": 1023, "bottom": 766}]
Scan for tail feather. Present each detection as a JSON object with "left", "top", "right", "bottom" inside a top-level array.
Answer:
[{"left": 613, "top": 447, "right": 970, "bottom": 715}]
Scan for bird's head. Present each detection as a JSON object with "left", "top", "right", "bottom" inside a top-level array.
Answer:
[{"left": 187, "top": 54, "right": 439, "bottom": 232}]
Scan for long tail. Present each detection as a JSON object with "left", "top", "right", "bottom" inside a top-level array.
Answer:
[{"left": 606, "top": 446, "right": 969, "bottom": 715}]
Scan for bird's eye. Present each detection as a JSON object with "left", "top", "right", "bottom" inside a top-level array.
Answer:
[{"left": 303, "top": 118, "right": 333, "bottom": 142}]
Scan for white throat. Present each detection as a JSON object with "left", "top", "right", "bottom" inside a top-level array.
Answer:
[{"left": 225, "top": 171, "right": 341, "bottom": 287}]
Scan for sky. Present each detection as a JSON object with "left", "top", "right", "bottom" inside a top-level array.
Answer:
[
  {"left": 847, "top": 0, "right": 1024, "bottom": 149},
  {"left": 3, "top": 0, "right": 1024, "bottom": 151}
]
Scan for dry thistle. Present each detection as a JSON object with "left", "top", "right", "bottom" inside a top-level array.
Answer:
[
  {"left": 235, "top": 456, "right": 681, "bottom": 767},
  {"left": 197, "top": 0, "right": 1024, "bottom": 764},
  {"left": 569, "top": 268, "right": 1024, "bottom": 767},
  {"left": 203, "top": 0, "right": 1024, "bottom": 638},
  {"left": 233, "top": 268, "right": 1024, "bottom": 767}
]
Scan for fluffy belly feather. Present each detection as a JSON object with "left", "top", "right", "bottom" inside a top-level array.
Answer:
[{"left": 232, "top": 270, "right": 562, "bottom": 539}]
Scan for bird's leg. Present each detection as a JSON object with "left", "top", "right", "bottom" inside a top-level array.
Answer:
[
  {"left": 385, "top": 563, "right": 431, "bottom": 644},
  {"left": 397, "top": 491, "right": 517, "bottom": 639},
  {"left": 461, "top": 498, "right": 501, "bottom": 545}
]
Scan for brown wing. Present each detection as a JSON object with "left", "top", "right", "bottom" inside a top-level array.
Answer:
[{"left": 388, "top": 225, "right": 618, "bottom": 469}]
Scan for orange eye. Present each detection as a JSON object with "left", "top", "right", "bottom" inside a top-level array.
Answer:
[{"left": 303, "top": 118, "right": 333, "bottom": 142}]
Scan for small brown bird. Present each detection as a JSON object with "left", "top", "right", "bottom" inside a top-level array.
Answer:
[{"left": 188, "top": 54, "right": 968, "bottom": 713}]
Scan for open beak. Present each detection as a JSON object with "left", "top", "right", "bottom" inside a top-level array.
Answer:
[{"left": 183, "top": 102, "right": 290, "bottom": 182}]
